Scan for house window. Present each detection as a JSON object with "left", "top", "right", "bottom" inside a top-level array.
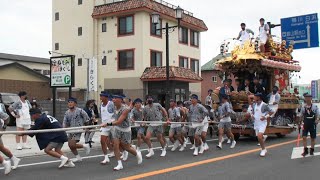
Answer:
[
  {"left": 212, "top": 76, "right": 217, "bottom": 83},
  {"left": 150, "top": 50, "right": 162, "bottom": 67},
  {"left": 150, "top": 18, "right": 162, "bottom": 37},
  {"left": 118, "top": 15, "right": 134, "bottom": 36},
  {"left": 175, "top": 88, "right": 186, "bottom": 102},
  {"left": 102, "top": 56, "right": 106, "bottom": 65},
  {"left": 78, "top": 0, "right": 82, "bottom": 5},
  {"left": 78, "top": 27, "right": 82, "bottom": 36},
  {"left": 78, "top": 58, "right": 82, "bottom": 66},
  {"left": 118, "top": 49, "right": 134, "bottom": 70},
  {"left": 179, "top": 56, "right": 188, "bottom": 68},
  {"left": 55, "top": 12, "right": 59, "bottom": 21},
  {"left": 190, "top": 59, "right": 199, "bottom": 74},
  {"left": 102, "top": 23, "right": 107, "bottom": 32},
  {"left": 55, "top": 43, "right": 59, "bottom": 50},
  {"left": 190, "top": 30, "right": 199, "bottom": 47},
  {"left": 179, "top": 27, "right": 188, "bottom": 44}
]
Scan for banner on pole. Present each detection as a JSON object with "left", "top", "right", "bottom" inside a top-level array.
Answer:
[{"left": 88, "top": 58, "right": 97, "bottom": 92}]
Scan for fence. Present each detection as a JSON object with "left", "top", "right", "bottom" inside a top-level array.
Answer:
[{"left": 38, "top": 100, "right": 86, "bottom": 123}]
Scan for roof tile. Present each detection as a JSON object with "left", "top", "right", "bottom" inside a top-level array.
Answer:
[
  {"left": 141, "top": 66, "right": 203, "bottom": 82},
  {"left": 92, "top": 0, "right": 208, "bottom": 31}
]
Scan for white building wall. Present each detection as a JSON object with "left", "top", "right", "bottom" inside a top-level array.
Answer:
[
  {"left": 53, "top": 1, "right": 203, "bottom": 99},
  {"left": 52, "top": 0, "right": 96, "bottom": 89}
]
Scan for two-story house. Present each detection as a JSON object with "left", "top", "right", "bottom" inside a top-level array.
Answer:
[{"left": 52, "top": 0, "right": 208, "bottom": 103}]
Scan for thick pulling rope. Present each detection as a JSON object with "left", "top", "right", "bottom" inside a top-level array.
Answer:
[
  {"left": 134, "top": 121, "right": 219, "bottom": 125},
  {"left": 0, "top": 125, "right": 101, "bottom": 135},
  {"left": 134, "top": 121, "right": 189, "bottom": 124},
  {"left": 0, "top": 121, "right": 225, "bottom": 135}
]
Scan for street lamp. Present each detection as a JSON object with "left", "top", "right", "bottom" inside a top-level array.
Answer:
[
  {"left": 151, "top": 6, "right": 183, "bottom": 110},
  {"left": 175, "top": 6, "right": 183, "bottom": 26}
]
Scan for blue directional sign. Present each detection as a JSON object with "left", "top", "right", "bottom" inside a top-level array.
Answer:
[{"left": 281, "top": 13, "right": 319, "bottom": 49}]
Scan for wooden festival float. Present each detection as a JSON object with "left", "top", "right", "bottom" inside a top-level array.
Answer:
[{"left": 213, "top": 37, "right": 301, "bottom": 140}]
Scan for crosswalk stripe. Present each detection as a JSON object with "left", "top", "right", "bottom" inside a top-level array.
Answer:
[{"left": 291, "top": 144, "right": 320, "bottom": 159}]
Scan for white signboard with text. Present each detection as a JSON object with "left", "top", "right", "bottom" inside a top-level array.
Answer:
[{"left": 50, "top": 55, "right": 74, "bottom": 87}]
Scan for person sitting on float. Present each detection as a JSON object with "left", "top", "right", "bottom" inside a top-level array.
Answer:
[{"left": 219, "top": 79, "right": 234, "bottom": 103}]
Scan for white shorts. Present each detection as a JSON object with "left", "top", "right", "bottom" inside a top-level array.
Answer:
[
  {"left": 16, "top": 123, "right": 30, "bottom": 130},
  {"left": 269, "top": 105, "right": 278, "bottom": 118},
  {"left": 260, "top": 36, "right": 268, "bottom": 44},
  {"left": 254, "top": 124, "right": 267, "bottom": 135},
  {"left": 202, "top": 123, "right": 209, "bottom": 132},
  {"left": 100, "top": 127, "right": 113, "bottom": 137}
]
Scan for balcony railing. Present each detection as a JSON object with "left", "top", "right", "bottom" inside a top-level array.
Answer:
[{"left": 153, "top": 0, "right": 193, "bottom": 17}]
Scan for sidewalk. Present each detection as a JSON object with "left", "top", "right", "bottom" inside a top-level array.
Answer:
[{"left": 1, "top": 126, "right": 102, "bottom": 158}]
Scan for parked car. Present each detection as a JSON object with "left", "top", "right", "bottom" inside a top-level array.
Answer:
[{"left": 0, "top": 93, "right": 20, "bottom": 126}]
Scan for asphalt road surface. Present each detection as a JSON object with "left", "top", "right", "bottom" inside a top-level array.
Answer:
[{"left": 1, "top": 131, "right": 319, "bottom": 180}]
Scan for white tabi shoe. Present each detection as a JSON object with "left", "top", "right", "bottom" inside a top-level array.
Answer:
[
  {"left": 199, "top": 144, "right": 205, "bottom": 154},
  {"left": 160, "top": 149, "right": 167, "bottom": 157},
  {"left": 230, "top": 141, "right": 236, "bottom": 149},
  {"left": 122, "top": 151, "right": 129, "bottom": 161},
  {"left": 100, "top": 155, "right": 110, "bottom": 165},
  {"left": 260, "top": 149, "right": 267, "bottom": 157},
  {"left": 108, "top": 151, "right": 115, "bottom": 158},
  {"left": 171, "top": 141, "right": 180, "bottom": 152},
  {"left": 64, "top": 160, "right": 76, "bottom": 168},
  {"left": 113, "top": 162, "right": 123, "bottom": 171},
  {"left": 193, "top": 147, "right": 199, "bottom": 156},
  {"left": 3, "top": 160, "right": 11, "bottom": 175},
  {"left": 146, "top": 149, "right": 155, "bottom": 158},
  {"left": 83, "top": 144, "right": 91, "bottom": 155},
  {"left": 11, "top": 157, "right": 21, "bottom": 170},
  {"left": 179, "top": 145, "right": 185, "bottom": 152},
  {"left": 136, "top": 151, "right": 143, "bottom": 164},
  {"left": 58, "top": 156, "right": 69, "bottom": 168},
  {"left": 190, "top": 144, "right": 195, "bottom": 150},
  {"left": 204, "top": 143, "right": 209, "bottom": 151}
]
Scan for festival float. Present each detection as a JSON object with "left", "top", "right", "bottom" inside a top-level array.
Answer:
[{"left": 212, "top": 37, "right": 301, "bottom": 140}]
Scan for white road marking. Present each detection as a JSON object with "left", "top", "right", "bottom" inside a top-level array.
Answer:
[
  {"left": 291, "top": 144, "right": 320, "bottom": 159},
  {"left": 0, "top": 138, "right": 219, "bottom": 170}
]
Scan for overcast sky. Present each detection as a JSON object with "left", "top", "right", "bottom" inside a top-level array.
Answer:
[{"left": 0, "top": 0, "right": 319, "bottom": 84}]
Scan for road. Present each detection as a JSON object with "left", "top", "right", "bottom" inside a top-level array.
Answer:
[{"left": 1, "top": 131, "right": 319, "bottom": 180}]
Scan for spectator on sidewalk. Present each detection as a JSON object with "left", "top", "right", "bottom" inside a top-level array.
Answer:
[
  {"left": 8, "top": 91, "right": 32, "bottom": 150},
  {"left": 83, "top": 100, "right": 97, "bottom": 147},
  {"left": 92, "top": 100, "right": 100, "bottom": 119}
]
